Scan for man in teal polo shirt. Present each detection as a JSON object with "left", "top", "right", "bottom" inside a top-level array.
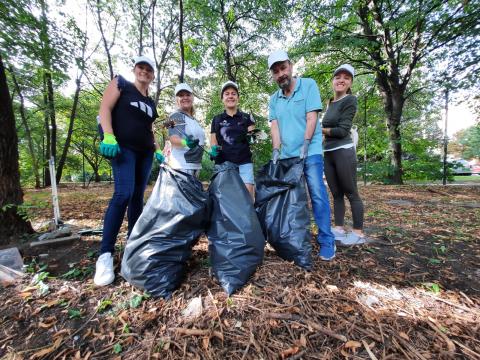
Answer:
[{"left": 268, "top": 49, "right": 336, "bottom": 260}]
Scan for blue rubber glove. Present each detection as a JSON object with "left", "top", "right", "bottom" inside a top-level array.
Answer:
[
  {"left": 209, "top": 145, "right": 220, "bottom": 159},
  {"left": 181, "top": 135, "right": 199, "bottom": 149},
  {"left": 155, "top": 149, "right": 165, "bottom": 164},
  {"left": 272, "top": 148, "right": 280, "bottom": 165},
  {"left": 99, "top": 133, "right": 120, "bottom": 159}
]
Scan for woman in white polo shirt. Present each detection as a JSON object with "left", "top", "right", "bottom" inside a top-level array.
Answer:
[{"left": 167, "top": 83, "right": 205, "bottom": 177}]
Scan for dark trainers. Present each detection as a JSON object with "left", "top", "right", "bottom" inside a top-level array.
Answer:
[{"left": 319, "top": 243, "right": 336, "bottom": 261}]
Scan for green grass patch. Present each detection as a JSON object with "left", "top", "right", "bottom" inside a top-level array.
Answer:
[{"left": 453, "top": 175, "right": 480, "bottom": 183}]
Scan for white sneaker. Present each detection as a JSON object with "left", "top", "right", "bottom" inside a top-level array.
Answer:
[
  {"left": 331, "top": 227, "right": 347, "bottom": 241},
  {"left": 94, "top": 252, "right": 114, "bottom": 286},
  {"left": 340, "top": 232, "right": 367, "bottom": 246}
]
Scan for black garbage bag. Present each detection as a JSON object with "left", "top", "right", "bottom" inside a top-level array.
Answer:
[
  {"left": 207, "top": 162, "right": 265, "bottom": 295},
  {"left": 254, "top": 157, "right": 312, "bottom": 270},
  {"left": 121, "top": 165, "right": 209, "bottom": 298}
]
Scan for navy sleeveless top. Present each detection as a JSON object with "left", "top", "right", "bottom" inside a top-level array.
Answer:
[{"left": 111, "top": 75, "right": 158, "bottom": 152}]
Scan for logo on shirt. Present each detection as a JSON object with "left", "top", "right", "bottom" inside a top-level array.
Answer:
[
  {"left": 220, "top": 120, "right": 230, "bottom": 127},
  {"left": 130, "top": 101, "right": 153, "bottom": 118}
]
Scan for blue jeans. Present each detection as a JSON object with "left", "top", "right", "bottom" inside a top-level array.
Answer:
[
  {"left": 304, "top": 154, "right": 335, "bottom": 245},
  {"left": 100, "top": 147, "right": 153, "bottom": 254},
  {"left": 238, "top": 163, "right": 254, "bottom": 184}
]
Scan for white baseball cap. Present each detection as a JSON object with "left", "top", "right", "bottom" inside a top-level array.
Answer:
[
  {"left": 134, "top": 55, "right": 155, "bottom": 72},
  {"left": 268, "top": 49, "right": 289, "bottom": 69},
  {"left": 333, "top": 64, "right": 355, "bottom": 78},
  {"left": 174, "top": 83, "right": 193, "bottom": 96},
  {"left": 220, "top": 81, "right": 239, "bottom": 96}
]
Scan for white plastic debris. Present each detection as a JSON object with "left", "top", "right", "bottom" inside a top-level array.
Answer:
[
  {"left": 182, "top": 296, "right": 203, "bottom": 319},
  {"left": 0, "top": 264, "right": 25, "bottom": 286},
  {"left": 358, "top": 294, "right": 381, "bottom": 307}
]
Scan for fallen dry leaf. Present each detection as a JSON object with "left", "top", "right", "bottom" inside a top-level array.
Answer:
[
  {"left": 31, "top": 337, "right": 63, "bottom": 359},
  {"left": 344, "top": 340, "right": 362, "bottom": 351}
]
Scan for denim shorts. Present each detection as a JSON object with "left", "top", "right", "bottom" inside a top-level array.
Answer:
[{"left": 239, "top": 163, "right": 254, "bottom": 184}]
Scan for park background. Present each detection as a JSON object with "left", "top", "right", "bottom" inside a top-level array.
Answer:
[{"left": 0, "top": 0, "right": 479, "bottom": 359}]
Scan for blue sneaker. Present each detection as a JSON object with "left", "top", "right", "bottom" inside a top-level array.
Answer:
[{"left": 319, "top": 243, "right": 336, "bottom": 261}]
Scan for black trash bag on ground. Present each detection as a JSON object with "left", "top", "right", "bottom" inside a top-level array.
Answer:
[
  {"left": 207, "top": 162, "right": 265, "bottom": 295},
  {"left": 254, "top": 157, "right": 312, "bottom": 270},
  {"left": 121, "top": 165, "right": 209, "bottom": 298}
]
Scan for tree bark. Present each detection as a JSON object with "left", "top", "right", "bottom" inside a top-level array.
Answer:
[
  {"left": 43, "top": 75, "right": 51, "bottom": 187},
  {"left": 178, "top": 0, "right": 185, "bottom": 83},
  {"left": 10, "top": 68, "right": 41, "bottom": 188},
  {"left": 0, "top": 54, "right": 33, "bottom": 244},
  {"left": 97, "top": 0, "right": 114, "bottom": 80},
  {"left": 376, "top": 72, "right": 405, "bottom": 184},
  {"left": 56, "top": 78, "right": 82, "bottom": 183}
]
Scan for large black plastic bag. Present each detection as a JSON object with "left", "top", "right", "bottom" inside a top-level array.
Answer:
[
  {"left": 207, "top": 162, "right": 265, "bottom": 295},
  {"left": 121, "top": 165, "right": 209, "bottom": 298},
  {"left": 254, "top": 157, "right": 312, "bottom": 270}
]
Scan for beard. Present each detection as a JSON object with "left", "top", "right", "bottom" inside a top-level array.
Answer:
[{"left": 277, "top": 75, "right": 291, "bottom": 90}]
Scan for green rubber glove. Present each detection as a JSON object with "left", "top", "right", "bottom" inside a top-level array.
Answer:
[
  {"left": 99, "top": 133, "right": 120, "bottom": 159},
  {"left": 155, "top": 149, "right": 165, "bottom": 163},
  {"left": 181, "top": 135, "right": 199, "bottom": 149},
  {"left": 209, "top": 145, "right": 220, "bottom": 159}
]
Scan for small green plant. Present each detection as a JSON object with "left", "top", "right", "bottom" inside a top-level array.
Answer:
[
  {"left": 364, "top": 247, "right": 376, "bottom": 254},
  {"left": 434, "top": 245, "right": 447, "bottom": 255},
  {"left": 226, "top": 297, "right": 234, "bottom": 307},
  {"left": 1, "top": 201, "right": 48, "bottom": 221},
  {"left": 423, "top": 283, "right": 441, "bottom": 294},
  {"left": 61, "top": 268, "right": 83, "bottom": 279},
  {"left": 129, "top": 293, "right": 150, "bottom": 309},
  {"left": 112, "top": 343, "right": 122, "bottom": 354},
  {"left": 122, "top": 324, "right": 130, "bottom": 334},
  {"left": 31, "top": 271, "right": 50, "bottom": 285},
  {"left": 115, "top": 243, "right": 125, "bottom": 253},
  {"left": 61, "top": 266, "right": 94, "bottom": 280},
  {"left": 68, "top": 308, "right": 82, "bottom": 319},
  {"left": 25, "top": 259, "right": 38, "bottom": 274},
  {"left": 428, "top": 258, "right": 441, "bottom": 265},
  {"left": 57, "top": 299, "right": 69, "bottom": 307},
  {"left": 97, "top": 299, "right": 113, "bottom": 313}
]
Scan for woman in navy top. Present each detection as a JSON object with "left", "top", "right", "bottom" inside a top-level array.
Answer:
[
  {"left": 210, "top": 81, "right": 255, "bottom": 199},
  {"left": 94, "top": 56, "right": 163, "bottom": 286}
]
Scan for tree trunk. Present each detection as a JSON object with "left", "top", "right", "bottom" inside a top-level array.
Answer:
[
  {"left": 138, "top": 0, "right": 144, "bottom": 55},
  {"left": 56, "top": 78, "right": 81, "bottom": 183},
  {"left": 10, "top": 69, "right": 41, "bottom": 188},
  {"left": 387, "top": 114, "right": 403, "bottom": 184},
  {"left": 178, "top": 0, "right": 185, "bottom": 83},
  {"left": 43, "top": 75, "right": 51, "bottom": 187},
  {"left": 0, "top": 54, "right": 33, "bottom": 244},
  {"left": 376, "top": 72, "right": 404, "bottom": 184},
  {"left": 97, "top": 0, "right": 114, "bottom": 80}
]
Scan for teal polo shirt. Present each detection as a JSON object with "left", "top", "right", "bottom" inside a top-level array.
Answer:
[{"left": 269, "top": 77, "right": 323, "bottom": 158}]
